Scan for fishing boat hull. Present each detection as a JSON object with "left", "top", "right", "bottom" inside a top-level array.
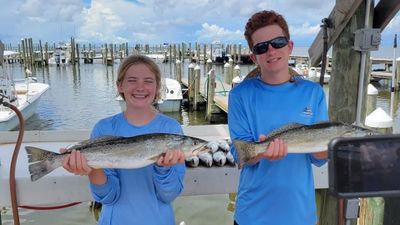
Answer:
[{"left": 0, "top": 82, "right": 49, "bottom": 131}]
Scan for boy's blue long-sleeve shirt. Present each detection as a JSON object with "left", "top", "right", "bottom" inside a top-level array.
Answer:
[
  {"left": 228, "top": 76, "right": 328, "bottom": 225},
  {"left": 89, "top": 113, "right": 185, "bottom": 225}
]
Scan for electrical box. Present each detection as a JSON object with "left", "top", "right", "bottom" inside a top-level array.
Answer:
[{"left": 353, "top": 28, "right": 381, "bottom": 51}]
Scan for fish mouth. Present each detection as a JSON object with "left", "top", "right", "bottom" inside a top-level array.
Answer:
[{"left": 191, "top": 144, "right": 209, "bottom": 156}]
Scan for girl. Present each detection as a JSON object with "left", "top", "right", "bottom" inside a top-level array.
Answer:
[{"left": 62, "top": 55, "right": 186, "bottom": 225}]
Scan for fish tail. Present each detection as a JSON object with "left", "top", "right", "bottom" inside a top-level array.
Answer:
[
  {"left": 232, "top": 140, "right": 257, "bottom": 169},
  {"left": 25, "top": 146, "right": 62, "bottom": 182}
]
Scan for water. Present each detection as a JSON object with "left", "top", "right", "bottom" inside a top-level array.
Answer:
[
  {"left": 3, "top": 61, "right": 250, "bottom": 131},
  {"left": 1, "top": 53, "right": 399, "bottom": 224}
]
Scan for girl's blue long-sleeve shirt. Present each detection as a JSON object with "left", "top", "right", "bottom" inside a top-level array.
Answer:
[
  {"left": 228, "top": 76, "right": 328, "bottom": 225},
  {"left": 89, "top": 112, "right": 185, "bottom": 225}
]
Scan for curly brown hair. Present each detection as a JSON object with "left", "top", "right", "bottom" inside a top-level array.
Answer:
[{"left": 244, "top": 10, "right": 290, "bottom": 49}]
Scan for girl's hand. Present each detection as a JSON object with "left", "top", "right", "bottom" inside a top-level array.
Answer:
[
  {"left": 61, "top": 148, "right": 93, "bottom": 176},
  {"left": 156, "top": 149, "right": 186, "bottom": 167}
]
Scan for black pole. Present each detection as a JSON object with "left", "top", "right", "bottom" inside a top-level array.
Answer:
[{"left": 319, "top": 18, "right": 332, "bottom": 87}]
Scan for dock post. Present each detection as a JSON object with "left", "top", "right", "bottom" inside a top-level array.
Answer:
[
  {"left": 44, "top": 42, "right": 49, "bottom": 66},
  {"left": 320, "top": 1, "right": 375, "bottom": 225},
  {"left": 17, "top": 44, "right": 22, "bottom": 63},
  {"left": 233, "top": 44, "right": 237, "bottom": 63},
  {"left": 76, "top": 43, "right": 80, "bottom": 65},
  {"left": 169, "top": 44, "right": 172, "bottom": 63},
  {"left": 210, "top": 44, "right": 213, "bottom": 63},
  {"left": 173, "top": 44, "right": 177, "bottom": 62},
  {"left": 175, "top": 60, "right": 182, "bottom": 83},
  {"left": 194, "top": 64, "right": 201, "bottom": 110},
  {"left": 206, "top": 59, "right": 212, "bottom": 76},
  {"left": 229, "top": 58, "right": 234, "bottom": 81},
  {"left": 21, "top": 39, "right": 26, "bottom": 67},
  {"left": 203, "top": 44, "right": 207, "bottom": 64},
  {"left": 206, "top": 69, "right": 216, "bottom": 121},
  {"left": 196, "top": 43, "right": 200, "bottom": 64},
  {"left": 233, "top": 65, "right": 241, "bottom": 86},
  {"left": 188, "top": 63, "right": 195, "bottom": 105},
  {"left": 0, "top": 40, "right": 4, "bottom": 67},
  {"left": 21, "top": 39, "right": 25, "bottom": 66},
  {"left": 110, "top": 44, "right": 114, "bottom": 65},
  {"left": 29, "top": 38, "right": 34, "bottom": 68},
  {"left": 181, "top": 43, "right": 185, "bottom": 62},
  {"left": 238, "top": 44, "right": 242, "bottom": 64},
  {"left": 103, "top": 44, "right": 108, "bottom": 64},
  {"left": 396, "top": 58, "right": 400, "bottom": 91},
  {"left": 70, "top": 37, "right": 75, "bottom": 65},
  {"left": 224, "top": 62, "right": 231, "bottom": 85},
  {"left": 39, "top": 40, "right": 44, "bottom": 66}
]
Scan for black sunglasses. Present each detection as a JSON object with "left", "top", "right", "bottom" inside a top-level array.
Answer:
[{"left": 252, "top": 36, "right": 289, "bottom": 55}]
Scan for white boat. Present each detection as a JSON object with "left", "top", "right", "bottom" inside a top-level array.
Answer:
[
  {"left": 48, "top": 43, "right": 71, "bottom": 66},
  {"left": 0, "top": 74, "right": 49, "bottom": 131},
  {"left": 294, "top": 63, "right": 309, "bottom": 76},
  {"left": 145, "top": 53, "right": 168, "bottom": 63},
  {"left": 308, "top": 67, "right": 331, "bottom": 84},
  {"left": 117, "top": 77, "right": 183, "bottom": 112},
  {"left": 210, "top": 43, "right": 229, "bottom": 64}
]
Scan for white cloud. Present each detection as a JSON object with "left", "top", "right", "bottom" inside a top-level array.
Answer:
[
  {"left": 196, "top": 23, "right": 243, "bottom": 43},
  {"left": 78, "top": 0, "right": 129, "bottom": 43},
  {"left": 290, "top": 22, "right": 321, "bottom": 37},
  {"left": 0, "top": 0, "right": 397, "bottom": 47},
  {"left": 18, "top": 0, "right": 83, "bottom": 22}
]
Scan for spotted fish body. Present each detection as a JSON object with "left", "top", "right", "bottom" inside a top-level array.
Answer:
[
  {"left": 26, "top": 133, "right": 208, "bottom": 181},
  {"left": 233, "top": 122, "right": 378, "bottom": 168}
]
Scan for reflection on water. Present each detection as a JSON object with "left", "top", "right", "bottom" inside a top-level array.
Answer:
[{"left": 3, "top": 60, "right": 238, "bottom": 131}]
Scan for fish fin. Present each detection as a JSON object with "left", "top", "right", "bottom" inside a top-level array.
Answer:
[
  {"left": 25, "top": 146, "right": 61, "bottom": 182},
  {"left": 68, "top": 136, "right": 118, "bottom": 150},
  {"left": 149, "top": 152, "right": 165, "bottom": 162},
  {"left": 266, "top": 123, "right": 305, "bottom": 139},
  {"left": 232, "top": 139, "right": 257, "bottom": 168}
]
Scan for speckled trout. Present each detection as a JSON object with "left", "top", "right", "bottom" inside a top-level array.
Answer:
[
  {"left": 26, "top": 133, "right": 209, "bottom": 181},
  {"left": 233, "top": 122, "right": 378, "bottom": 168}
]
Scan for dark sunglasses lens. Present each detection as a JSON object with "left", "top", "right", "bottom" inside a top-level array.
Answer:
[
  {"left": 253, "top": 42, "right": 268, "bottom": 55},
  {"left": 270, "top": 37, "right": 288, "bottom": 49}
]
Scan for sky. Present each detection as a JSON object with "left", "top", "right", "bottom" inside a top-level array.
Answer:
[{"left": 0, "top": 0, "right": 399, "bottom": 48}]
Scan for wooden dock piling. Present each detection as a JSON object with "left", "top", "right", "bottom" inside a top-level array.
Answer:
[
  {"left": 188, "top": 63, "right": 195, "bottom": 104},
  {"left": 224, "top": 62, "right": 231, "bottom": 85},
  {"left": 194, "top": 64, "right": 201, "bottom": 110},
  {"left": 206, "top": 69, "right": 216, "bottom": 121},
  {"left": 175, "top": 60, "right": 182, "bottom": 83}
]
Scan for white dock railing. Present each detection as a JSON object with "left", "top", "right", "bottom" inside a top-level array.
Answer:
[{"left": 0, "top": 125, "right": 328, "bottom": 207}]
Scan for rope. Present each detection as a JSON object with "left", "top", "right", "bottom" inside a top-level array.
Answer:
[{"left": 202, "top": 75, "right": 229, "bottom": 97}]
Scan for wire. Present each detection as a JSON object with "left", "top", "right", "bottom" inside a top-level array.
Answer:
[
  {"left": 2, "top": 100, "right": 24, "bottom": 225},
  {"left": 1, "top": 93, "right": 83, "bottom": 225},
  {"left": 19, "top": 202, "right": 81, "bottom": 211}
]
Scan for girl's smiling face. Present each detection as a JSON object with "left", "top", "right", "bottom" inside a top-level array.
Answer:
[{"left": 117, "top": 64, "right": 157, "bottom": 110}]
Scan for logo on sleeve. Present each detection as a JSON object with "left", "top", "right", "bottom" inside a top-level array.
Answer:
[{"left": 302, "top": 107, "right": 313, "bottom": 117}]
